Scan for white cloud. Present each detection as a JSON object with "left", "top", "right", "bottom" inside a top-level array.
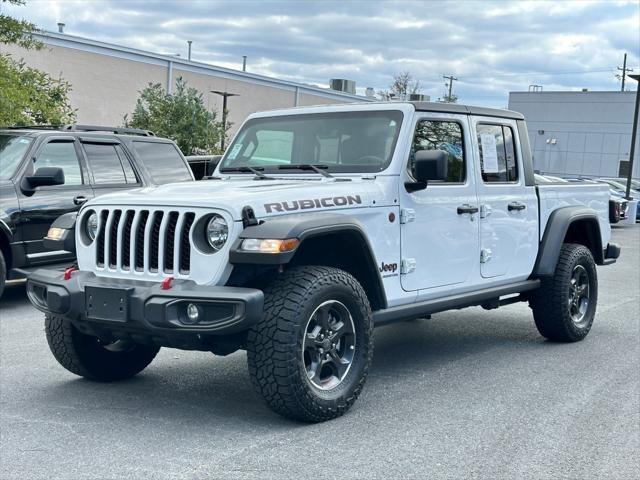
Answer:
[{"left": 3, "top": 0, "right": 639, "bottom": 105}]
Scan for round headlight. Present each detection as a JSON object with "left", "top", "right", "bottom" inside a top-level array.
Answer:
[
  {"left": 86, "top": 212, "right": 98, "bottom": 241},
  {"left": 206, "top": 214, "right": 228, "bottom": 251}
]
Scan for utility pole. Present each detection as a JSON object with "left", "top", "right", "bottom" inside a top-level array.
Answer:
[
  {"left": 617, "top": 53, "right": 632, "bottom": 91},
  {"left": 443, "top": 75, "right": 458, "bottom": 102}
]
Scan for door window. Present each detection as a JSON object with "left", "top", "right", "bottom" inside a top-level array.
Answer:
[
  {"left": 33, "top": 141, "right": 83, "bottom": 185},
  {"left": 477, "top": 124, "right": 518, "bottom": 183},
  {"left": 83, "top": 143, "right": 139, "bottom": 185},
  {"left": 410, "top": 120, "right": 465, "bottom": 183}
]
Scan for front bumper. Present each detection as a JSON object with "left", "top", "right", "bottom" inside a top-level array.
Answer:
[{"left": 26, "top": 269, "right": 264, "bottom": 348}]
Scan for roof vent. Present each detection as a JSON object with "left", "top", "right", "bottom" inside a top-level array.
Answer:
[
  {"left": 57, "top": 22, "right": 65, "bottom": 33},
  {"left": 330, "top": 79, "right": 356, "bottom": 95},
  {"left": 365, "top": 87, "right": 375, "bottom": 98}
]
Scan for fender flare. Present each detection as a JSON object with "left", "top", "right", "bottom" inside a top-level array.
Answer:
[
  {"left": 533, "top": 206, "right": 603, "bottom": 277},
  {"left": 229, "top": 212, "right": 387, "bottom": 309}
]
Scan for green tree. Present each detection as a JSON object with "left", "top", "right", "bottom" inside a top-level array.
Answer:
[
  {"left": 0, "top": 0, "right": 76, "bottom": 125},
  {"left": 124, "top": 77, "right": 226, "bottom": 155}
]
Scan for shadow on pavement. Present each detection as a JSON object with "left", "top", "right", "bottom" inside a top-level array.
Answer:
[{"left": 35, "top": 309, "right": 547, "bottom": 426}]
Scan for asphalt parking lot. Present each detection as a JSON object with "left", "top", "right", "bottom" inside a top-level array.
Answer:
[{"left": 1, "top": 225, "right": 638, "bottom": 480}]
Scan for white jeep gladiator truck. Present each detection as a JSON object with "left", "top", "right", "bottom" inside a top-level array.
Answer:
[{"left": 27, "top": 102, "right": 620, "bottom": 422}]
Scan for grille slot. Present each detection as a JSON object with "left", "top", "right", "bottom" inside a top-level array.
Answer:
[
  {"left": 179, "top": 212, "right": 195, "bottom": 274},
  {"left": 108, "top": 210, "right": 122, "bottom": 268},
  {"left": 163, "top": 212, "right": 179, "bottom": 273},
  {"left": 135, "top": 211, "right": 149, "bottom": 271},
  {"left": 121, "top": 210, "right": 135, "bottom": 270},
  {"left": 95, "top": 208, "right": 194, "bottom": 277},
  {"left": 96, "top": 210, "right": 109, "bottom": 267}
]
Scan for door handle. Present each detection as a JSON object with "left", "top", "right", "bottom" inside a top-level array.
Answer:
[
  {"left": 508, "top": 202, "right": 526, "bottom": 211},
  {"left": 457, "top": 204, "right": 479, "bottom": 215},
  {"left": 73, "top": 195, "right": 88, "bottom": 205}
]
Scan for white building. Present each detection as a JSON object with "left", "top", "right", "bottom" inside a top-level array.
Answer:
[{"left": 508, "top": 90, "right": 638, "bottom": 179}]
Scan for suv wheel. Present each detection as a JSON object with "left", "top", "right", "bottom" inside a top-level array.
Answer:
[
  {"left": 246, "top": 266, "right": 373, "bottom": 422},
  {"left": 530, "top": 243, "right": 598, "bottom": 342},
  {"left": 45, "top": 315, "right": 160, "bottom": 381}
]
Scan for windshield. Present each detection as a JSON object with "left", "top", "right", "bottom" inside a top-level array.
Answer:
[
  {"left": 0, "top": 134, "right": 32, "bottom": 180},
  {"left": 219, "top": 110, "right": 404, "bottom": 174}
]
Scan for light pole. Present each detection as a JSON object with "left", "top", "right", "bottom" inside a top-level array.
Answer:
[
  {"left": 210, "top": 90, "right": 239, "bottom": 151},
  {"left": 625, "top": 74, "right": 639, "bottom": 200}
]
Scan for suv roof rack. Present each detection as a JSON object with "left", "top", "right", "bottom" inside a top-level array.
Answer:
[
  {"left": 61, "top": 125, "right": 156, "bottom": 137},
  {"left": 1, "top": 125, "right": 61, "bottom": 131}
]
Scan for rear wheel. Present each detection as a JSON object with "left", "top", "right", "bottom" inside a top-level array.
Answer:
[
  {"left": 246, "top": 266, "right": 373, "bottom": 422},
  {"left": 45, "top": 315, "right": 160, "bottom": 381},
  {"left": 530, "top": 243, "right": 598, "bottom": 342}
]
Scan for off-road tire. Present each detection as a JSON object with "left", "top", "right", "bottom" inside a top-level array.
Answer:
[
  {"left": 530, "top": 243, "right": 598, "bottom": 342},
  {"left": 0, "top": 249, "right": 6, "bottom": 299},
  {"left": 45, "top": 315, "right": 160, "bottom": 381},
  {"left": 246, "top": 266, "right": 374, "bottom": 422}
]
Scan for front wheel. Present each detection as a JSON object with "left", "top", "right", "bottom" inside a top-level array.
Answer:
[
  {"left": 45, "top": 315, "right": 160, "bottom": 381},
  {"left": 246, "top": 266, "right": 374, "bottom": 422},
  {"left": 530, "top": 243, "right": 598, "bottom": 342}
]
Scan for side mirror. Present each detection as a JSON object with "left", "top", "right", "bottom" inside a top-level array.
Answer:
[
  {"left": 405, "top": 150, "right": 448, "bottom": 192},
  {"left": 24, "top": 167, "right": 65, "bottom": 190}
]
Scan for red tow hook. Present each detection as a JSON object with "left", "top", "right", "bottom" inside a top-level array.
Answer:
[
  {"left": 63, "top": 267, "right": 77, "bottom": 281},
  {"left": 161, "top": 276, "right": 174, "bottom": 290}
]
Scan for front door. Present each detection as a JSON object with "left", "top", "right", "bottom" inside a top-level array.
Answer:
[
  {"left": 471, "top": 117, "right": 538, "bottom": 279},
  {"left": 399, "top": 114, "right": 480, "bottom": 291},
  {"left": 18, "top": 137, "right": 94, "bottom": 265}
]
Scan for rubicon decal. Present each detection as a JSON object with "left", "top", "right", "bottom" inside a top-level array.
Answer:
[{"left": 265, "top": 195, "right": 362, "bottom": 213}]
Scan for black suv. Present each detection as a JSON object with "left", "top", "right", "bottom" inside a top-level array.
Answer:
[{"left": 0, "top": 125, "right": 194, "bottom": 297}]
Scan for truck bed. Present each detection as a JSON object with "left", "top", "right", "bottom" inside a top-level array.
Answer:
[{"left": 537, "top": 182, "right": 611, "bottom": 247}]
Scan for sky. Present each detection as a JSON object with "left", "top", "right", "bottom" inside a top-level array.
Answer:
[{"left": 4, "top": 0, "right": 640, "bottom": 107}]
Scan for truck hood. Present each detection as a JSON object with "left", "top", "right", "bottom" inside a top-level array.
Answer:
[{"left": 87, "top": 177, "right": 389, "bottom": 220}]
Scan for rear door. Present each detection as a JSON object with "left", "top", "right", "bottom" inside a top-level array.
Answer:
[
  {"left": 470, "top": 117, "right": 538, "bottom": 279},
  {"left": 399, "top": 113, "right": 480, "bottom": 291},
  {"left": 18, "top": 136, "right": 94, "bottom": 264}
]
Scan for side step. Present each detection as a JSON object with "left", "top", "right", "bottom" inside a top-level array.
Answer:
[{"left": 373, "top": 280, "right": 540, "bottom": 326}]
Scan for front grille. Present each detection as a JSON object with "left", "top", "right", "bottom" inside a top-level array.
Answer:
[{"left": 95, "top": 208, "right": 195, "bottom": 275}]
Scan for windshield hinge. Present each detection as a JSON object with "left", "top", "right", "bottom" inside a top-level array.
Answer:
[{"left": 241, "top": 206, "right": 258, "bottom": 228}]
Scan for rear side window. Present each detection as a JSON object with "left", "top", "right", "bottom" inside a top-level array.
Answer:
[
  {"left": 410, "top": 120, "right": 465, "bottom": 183},
  {"left": 83, "top": 143, "right": 139, "bottom": 185},
  {"left": 132, "top": 141, "right": 192, "bottom": 184},
  {"left": 477, "top": 124, "right": 518, "bottom": 183}
]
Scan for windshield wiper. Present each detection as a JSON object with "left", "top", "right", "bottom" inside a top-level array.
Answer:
[
  {"left": 277, "top": 164, "right": 333, "bottom": 178},
  {"left": 219, "top": 166, "right": 274, "bottom": 180}
]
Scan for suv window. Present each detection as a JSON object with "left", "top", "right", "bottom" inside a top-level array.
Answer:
[
  {"left": 33, "top": 141, "right": 83, "bottom": 185},
  {"left": 132, "top": 141, "right": 192, "bottom": 184},
  {"left": 410, "top": 120, "right": 465, "bottom": 183},
  {"left": 83, "top": 143, "right": 139, "bottom": 185},
  {"left": 0, "top": 134, "right": 32, "bottom": 180},
  {"left": 477, "top": 124, "right": 518, "bottom": 183}
]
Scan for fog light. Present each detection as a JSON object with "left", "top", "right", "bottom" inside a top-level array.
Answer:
[{"left": 185, "top": 303, "right": 202, "bottom": 324}]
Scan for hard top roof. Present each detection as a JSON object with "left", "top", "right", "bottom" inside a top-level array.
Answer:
[{"left": 409, "top": 101, "right": 524, "bottom": 120}]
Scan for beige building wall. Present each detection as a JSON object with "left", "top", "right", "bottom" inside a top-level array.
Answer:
[
  {"left": 2, "top": 32, "right": 370, "bottom": 137},
  {"left": 1, "top": 43, "right": 167, "bottom": 126}
]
